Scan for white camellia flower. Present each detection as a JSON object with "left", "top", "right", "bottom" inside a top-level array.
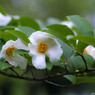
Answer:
[
  {"left": 60, "top": 21, "right": 74, "bottom": 29},
  {"left": 0, "top": 13, "right": 11, "bottom": 26},
  {"left": 0, "top": 38, "right": 28, "bottom": 69},
  {"left": 84, "top": 45, "right": 95, "bottom": 59},
  {"left": 28, "top": 31, "right": 63, "bottom": 69}
]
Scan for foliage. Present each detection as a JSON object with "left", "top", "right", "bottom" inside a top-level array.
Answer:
[{"left": 0, "top": 7, "right": 95, "bottom": 87}]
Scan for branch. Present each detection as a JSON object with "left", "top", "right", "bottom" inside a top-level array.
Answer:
[
  {"left": 44, "top": 80, "right": 74, "bottom": 88},
  {"left": 0, "top": 68, "right": 95, "bottom": 81},
  {"left": 0, "top": 64, "right": 95, "bottom": 87}
]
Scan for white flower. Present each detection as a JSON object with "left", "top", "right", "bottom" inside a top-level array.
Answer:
[
  {"left": 60, "top": 21, "right": 74, "bottom": 29},
  {"left": 12, "top": 15, "right": 20, "bottom": 19},
  {"left": 0, "top": 13, "right": 11, "bottom": 26},
  {"left": 28, "top": 31, "right": 63, "bottom": 69},
  {"left": 84, "top": 45, "right": 95, "bottom": 59},
  {"left": 0, "top": 38, "right": 28, "bottom": 69}
]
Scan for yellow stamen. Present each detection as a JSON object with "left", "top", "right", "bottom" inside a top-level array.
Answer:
[
  {"left": 37, "top": 42, "right": 48, "bottom": 53},
  {"left": 6, "top": 45, "right": 17, "bottom": 56},
  {"left": 83, "top": 49, "right": 89, "bottom": 54}
]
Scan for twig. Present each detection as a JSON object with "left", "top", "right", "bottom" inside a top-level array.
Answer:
[
  {"left": 80, "top": 54, "right": 88, "bottom": 70},
  {"left": 30, "top": 69, "right": 35, "bottom": 79},
  {"left": 0, "top": 68, "right": 95, "bottom": 81},
  {"left": 0, "top": 70, "right": 42, "bottom": 81},
  {"left": 21, "top": 65, "right": 32, "bottom": 76},
  {"left": 46, "top": 69, "right": 50, "bottom": 77},
  {"left": 10, "top": 68, "right": 19, "bottom": 76},
  {"left": 64, "top": 65, "right": 69, "bottom": 73},
  {"left": 44, "top": 80, "right": 73, "bottom": 88}
]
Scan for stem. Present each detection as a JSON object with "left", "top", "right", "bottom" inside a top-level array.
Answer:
[
  {"left": 10, "top": 68, "right": 19, "bottom": 76},
  {"left": 80, "top": 55, "right": 88, "bottom": 70},
  {"left": 44, "top": 80, "right": 73, "bottom": 88}
]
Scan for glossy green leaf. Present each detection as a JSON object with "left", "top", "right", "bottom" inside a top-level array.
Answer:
[
  {"left": 51, "top": 60, "right": 65, "bottom": 69},
  {"left": 0, "top": 26, "right": 15, "bottom": 32},
  {"left": 69, "top": 35, "right": 95, "bottom": 46},
  {"left": 19, "top": 16, "right": 40, "bottom": 30},
  {"left": 13, "top": 49, "right": 28, "bottom": 56},
  {"left": 18, "top": 26, "right": 36, "bottom": 37},
  {"left": 8, "top": 18, "right": 19, "bottom": 26},
  {"left": 76, "top": 41, "right": 88, "bottom": 54},
  {"left": 5, "top": 30, "right": 30, "bottom": 45},
  {"left": 67, "top": 15, "right": 94, "bottom": 36},
  {"left": 60, "top": 41, "right": 75, "bottom": 59},
  {"left": 0, "top": 60, "right": 12, "bottom": 70},
  {"left": 46, "top": 24, "right": 74, "bottom": 43},
  {"left": 64, "top": 75, "right": 77, "bottom": 84},
  {"left": 0, "top": 6, "right": 6, "bottom": 15},
  {"left": 83, "top": 53, "right": 95, "bottom": 69},
  {"left": 64, "top": 75, "right": 95, "bottom": 84},
  {"left": 67, "top": 56, "right": 85, "bottom": 72},
  {"left": 0, "top": 32, "right": 17, "bottom": 41},
  {"left": 46, "top": 62, "right": 53, "bottom": 70}
]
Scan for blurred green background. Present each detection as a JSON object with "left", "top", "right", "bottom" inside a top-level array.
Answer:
[{"left": 1, "top": 0, "right": 95, "bottom": 95}]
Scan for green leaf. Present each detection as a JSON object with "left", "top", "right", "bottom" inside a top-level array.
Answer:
[
  {"left": 19, "top": 16, "right": 40, "bottom": 30},
  {"left": 0, "top": 32, "right": 17, "bottom": 41},
  {"left": 13, "top": 49, "right": 28, "bottom": 56},
  {"left": 64, "top": 75, "right": 95, "bottom": 84},
  {"left": 64, "top": 75, "right": 77, "bottom": 84},
  {"left": 18, "top": 26, "right": 36, "bottom": 37},
  {"left": 76, "top": 41, "right": 88, "bottom": 54},
  {"left": 76, "top": 77, "right": 95, "bottom": 84},
  {"left": 0, "top": 40, "right": 5, "bottom": 50},
  {"left": 67, "top": 56, "right": 85, "bottom": 72},
  {"left": 67, "top": 15, "right": 94, "bottom": 36},
  {"left": 5, "top": 30, "right": 30, "bottom": 45},
  {"left": 83, "top": 53, "right": 95, "bottom": 69},
  {"left": 69, "top": 35, "right": 95, "bottom": 46},
  {"left": 46, "top": 62, "right": 53, "bottom": 70},
  {"left": 8, "top": 18, "right": 19, "bottom": 26},
  {"left": 60, "top": 41, "right": 75, "bottom": 59},
  {"left": 51, "top": 60, "right": 65, "bottom": 68},
  {"left": 0, "top": 26, "right": 15, "bottom": 32},
  {"left": 0, "top": 60, "right": 12, "bottom": 70},
  {"left": 0, "top": 6, "right": 6, "bottom": 15},
  {"left": 46, "top": 24, "right": 74, "bottom": 42}
]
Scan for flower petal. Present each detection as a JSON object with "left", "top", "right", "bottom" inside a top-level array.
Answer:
[
  {"left": 85, "top": 45, "right": 95, "bottom": 59},
  {"left": 0, "top": 13, "right": 11, "bottom": 26},
  {"left": 28, "top": 43, "right": 38, "bottom": 56},
  {"left": 6, "top": 55, "right": 27, "bottom": 69},
  {"left": 14, "top": 38, "right": 28, "bottom": 50},
  {"left": 46, "top": 45, "right": 63, "bottom": 62},
  {"left": 29, "top": 31, "right": 58, "bottom": 49},
  {"left": 2, "top": 40, "right": 14, "bottom": 50},
  {"left": 29, "top": 31, "right": 51, "bottom": 45},
  {"left": 32, "top": 54, "right": 46, "bottom": 69},
  {"left": 0, "top": 40, "right": 15, "bottom": 58},
  {"left": 60, "top": 21, "right": 74, "bottom": 28}
]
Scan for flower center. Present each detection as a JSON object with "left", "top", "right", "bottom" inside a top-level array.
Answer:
[
  {"left": 6, "top": 45, "right": 17, "bottom": 56},
  {"left": 83, "top": 49, "right": 89, "bottom": 54},
  {"left": 37, "top": 42, "right": 48, "bottom": 53}
]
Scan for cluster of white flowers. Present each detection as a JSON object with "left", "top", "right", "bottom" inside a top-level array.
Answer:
[{"left": 0, "top": 31, "right": 63, "bottom": 69}]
